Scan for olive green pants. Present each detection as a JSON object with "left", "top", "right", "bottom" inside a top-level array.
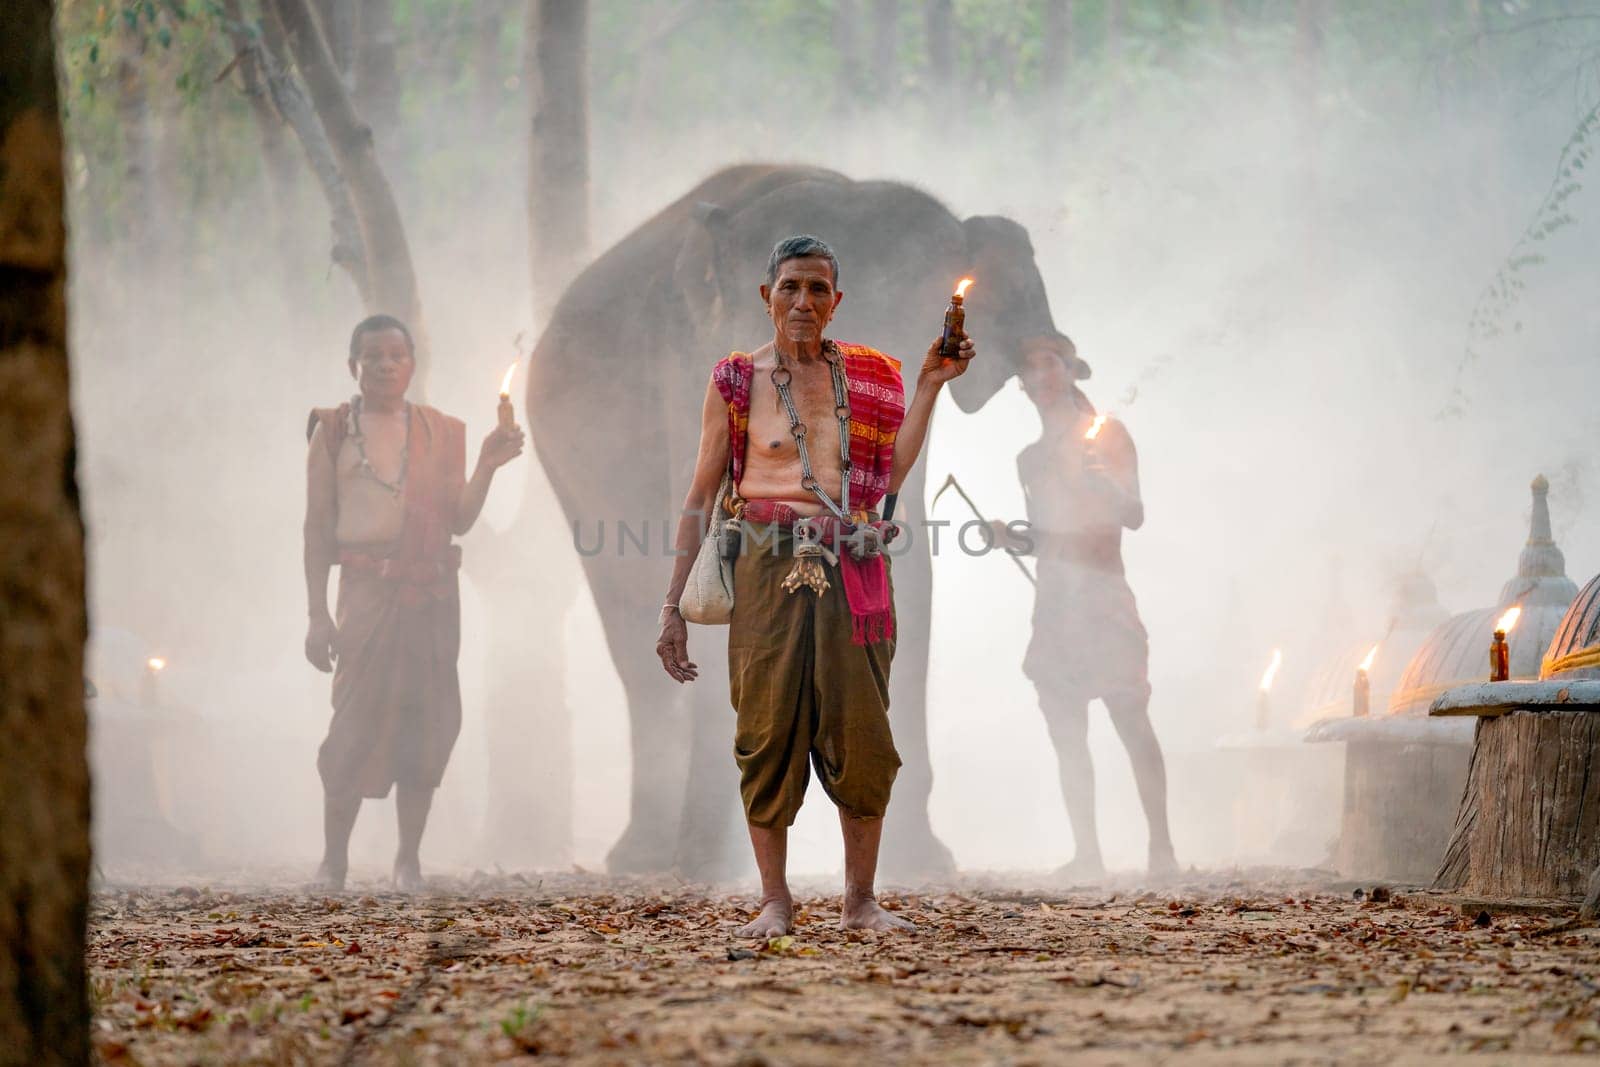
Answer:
[{"left": 727, "top": 526, "right": 900, "bottom": 828}]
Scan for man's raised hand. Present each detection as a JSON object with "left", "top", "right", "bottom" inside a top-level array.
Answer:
[
  {"left": 478, "top": 425, "right": 526, "bottom": 471},
  {"left": 919, "top": 333, "right": 977, "bottom": 385},
  {"left": 656, "top": 610, "right": 699, "bottom": 683}
]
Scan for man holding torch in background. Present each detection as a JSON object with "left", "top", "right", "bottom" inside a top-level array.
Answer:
[
  {"left": 990, "top": 341, "right": 1177, "bottom": 881},
  {"left": 303, "top": 315, "right": 524, "bottom": 891}
]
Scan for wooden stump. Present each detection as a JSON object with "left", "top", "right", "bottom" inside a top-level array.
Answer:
[
  {"left": 1336, "top": 739, "right": 1471, "bottom": 883},
  {"left": 1435, "top": 711, "right": 1600, "bottom": 898}
]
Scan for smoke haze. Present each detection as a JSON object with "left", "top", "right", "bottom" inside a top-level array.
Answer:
[{"left": 66, "top": 4, "right": 1600, "bottom": 882}]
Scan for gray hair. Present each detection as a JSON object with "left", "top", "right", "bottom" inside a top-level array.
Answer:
[{"left": 765, "top": 235, "right": 840, "bottom": 288}]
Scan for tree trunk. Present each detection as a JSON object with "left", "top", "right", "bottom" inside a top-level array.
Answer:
[
  {"left": 832, "top": 0, "right": 865, "bottom": 108},
  {"left": 0, "top": 4, "right": 91, "bottom": 1064},
  {"left": 113, "top": 25, "right": 155, "bottom": 264},
  {"left": 270, "top": 0, "right": 427, "bottom": 384},
  {"left": 1294, "top": 0, "right": 1326, "bottom": 247},
  {"left": 1435, "top": 711, "right": 1600, "bottom": 898},
  {"left": 525, "top": 0, "right": 590, "bottom": 318},
  {"left": 869, "top": 0, "right": 898, "bottom": 98},
  {"left": 1042, "top": 0, "right": 1072, "bottom": 92},
  {"left": 314, "top": 0, "right": 356, "bottom": 84},
  {"left": 469, "top": 516, "right": 577, "bottom": 867},
  {"left": 475, "top": 0, "right": 514, "bottom": 131},
  {"left": 924, "top": 0, "right": 953, "bottom": 98},
  {"left": 354, "top": 0, "right": 400, "bottom": 155},
  {"left": 221, "top": 0, "right": 303, "bottom": 290},
  {"left": 248, "top": 0, "right": 372, "bottom": 303},
  {"left": 1105, "top": 0, "right": 1124, "bottom": 65}
]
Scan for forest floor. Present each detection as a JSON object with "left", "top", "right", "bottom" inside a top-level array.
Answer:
[{"left": 87, "top": 869, "right": 1600, "bottom": 1065}]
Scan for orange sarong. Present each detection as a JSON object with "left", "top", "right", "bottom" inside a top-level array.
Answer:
[{"left": 308, "top": 402, "right": 466, "bottom": 798}]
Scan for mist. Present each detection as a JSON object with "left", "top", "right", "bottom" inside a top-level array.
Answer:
[{"left": 63, "top": 1, "right": 1600, "bottom": 884}]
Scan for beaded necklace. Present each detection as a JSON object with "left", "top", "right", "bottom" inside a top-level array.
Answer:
[{"left": 349, "top": 394, "right": 410, "bottom": 498}]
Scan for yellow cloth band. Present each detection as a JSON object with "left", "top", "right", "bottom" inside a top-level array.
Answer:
[{"left": 1542, "top": 643, "right": 1600, "bottom": 678}]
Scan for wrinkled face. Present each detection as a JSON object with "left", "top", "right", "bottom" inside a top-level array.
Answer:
[
  {"left": 759, "top": 256, "right": 844, "bottom": 348},
  {"left": 350, "top": 327, "right": 415, "bottom": 401}
]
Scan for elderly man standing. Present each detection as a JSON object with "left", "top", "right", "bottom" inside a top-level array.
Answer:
[
  {"left": 655, "top": 236, "right": 974, "bottom": 936},
  {"left": 304, "top": 315, "right": 524, "bottom": 891}
]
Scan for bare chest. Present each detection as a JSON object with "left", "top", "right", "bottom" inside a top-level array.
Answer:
[
  {"left": 1021, "top": 439, "right": 1086, "bottom": 503},
  {"left": 338, "top": 413, "right": 408, "bottom": 487},
  {"left": 744, "top": 363, "right": 850, "bottom": 471}
]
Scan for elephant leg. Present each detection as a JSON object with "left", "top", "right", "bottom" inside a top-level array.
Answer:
[
  {"left": 589, "top": 556, "right": 692, "bottom": 875},
  {"left": 673, "top": 639, "right": 753, "bottom": 882},
  {"left": 605, "top": 646, "right": 691, "bottom": 873},
  {"left": 879, "top": 523, "right": 957, "bottom": 882}
]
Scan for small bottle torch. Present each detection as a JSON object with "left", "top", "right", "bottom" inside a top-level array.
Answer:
[
  {"left": 498, "top": 361, "right": 518, "bottom": 432},
  {"left": 939, "top": 278, "right": 974, "bottom": 360},
  {"left": 1352, "top": 644, "right": 1377, "bottom": 717},
  {"left": 142, "top": 656, "right": 166, "bottom": 710},
  {"left": 1489, "top": 606, "right": 1520, "bottom": 682},
  {"left": 1084, "top": 414, "right": 1109, "bottom": 473},
  {"left": 1256, "top": 648, "right": 1281, "bottom": 731}
]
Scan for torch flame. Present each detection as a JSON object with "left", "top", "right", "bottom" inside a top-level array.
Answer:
[
  {"left": 1085, "top": 414, "right": 1109, "bottom": 441},
  {"left": 499, "top": 361, "right": 519, "bottom": 398},
  {"left": 1358, "top": 644, "right": 1378, "bottom": 673},
  {"left": 1258, "top": 649, "right": 1283, "bottom": 692},
  {"left": 954, "top": 277, "right": 974, "bottom": 299},
  {"left": 1495, "top": 606, "right": 1521, "bottom": 634},
  {"left": 147, "top": 657, "right": 166, "bottom": 672}
]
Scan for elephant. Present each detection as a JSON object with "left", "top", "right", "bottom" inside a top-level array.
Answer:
[{"left": 525, "top": 164, "right": 1078, "bottom": 880}]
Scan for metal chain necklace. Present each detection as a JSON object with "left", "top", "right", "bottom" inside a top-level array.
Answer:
[
  {"left": 771, "top": 339, "right": 853, "bottom": 526},
  {"left": 350, "top": 394, "right": 410, "bottom": 498}
]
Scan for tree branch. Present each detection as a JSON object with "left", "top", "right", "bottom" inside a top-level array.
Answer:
[
  {"left": 268, "top": 0, "right": 427, "bottom": 384},
  {"left": 224, "top": 0, "right": 370, "bottom": 301}
]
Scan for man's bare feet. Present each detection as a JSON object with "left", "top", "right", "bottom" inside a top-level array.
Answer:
[
  {"left": 840, "top": 894, "right": 914, "bottom": 933},
  {"left": 393, "top": 858, "right": 425, "bottom": 893},
  {"left": 734, "top": 897, "right": 793, "bottom": 939},
  {"left": 1054, "top": 854, "right": 1106, "bottom": 885}
]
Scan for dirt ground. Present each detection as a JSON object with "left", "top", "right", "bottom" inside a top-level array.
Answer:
[{"left": 87, "top": 871, "right": 1600, "bottom": 1065}]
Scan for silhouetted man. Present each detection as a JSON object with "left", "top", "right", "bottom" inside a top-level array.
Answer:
[{"left": 992, "top": 343, "right": 1177, "bottom": 880}]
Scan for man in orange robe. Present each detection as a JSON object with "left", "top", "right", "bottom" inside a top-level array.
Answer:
[{"left": 304, "top": 315, "right": 523, "bottom": 891}]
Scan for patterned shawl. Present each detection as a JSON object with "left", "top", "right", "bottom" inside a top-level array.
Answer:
[{"left": 710, "top": 341, "right": 905, "bottom": 511}]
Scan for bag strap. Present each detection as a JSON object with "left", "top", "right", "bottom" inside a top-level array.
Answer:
[{"left": 706, "top": 461, "right": 735, "bottom": 538}]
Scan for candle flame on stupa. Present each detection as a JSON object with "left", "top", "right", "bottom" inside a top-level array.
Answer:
[
  {"left": 1085, "top": 414, "right": 1109, "bottom": 441},
  {"left": 1495, "top": 606, "right": 1522, "bottom": 634},
  {"left": 954, "top": 277, "right": 974, "bottom": 299},
  {"left": 1258, "top": 649, "right": 1283, "bottom": 692},
  {"left": 146, "top": 657, "right": 166, "bottom": 672},
  {"left": 1358, "top": 644, "right": 1378, "bottom": 673}
]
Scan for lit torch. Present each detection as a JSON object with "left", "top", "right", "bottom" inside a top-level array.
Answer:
[
  {"left": 939, "top": 278, "right": 974, "bottom": 361},
  {"left": 1489, "top": 606, "right": 1521, "bottom": 682},
  {"left": 1084, "top": 413, "right": 1110, "bottom": 472},
  {"left": 497, "top": 361, "right": 519, "bottom": 432},
  {"left": 1256, "top": 648, "right": 1282, "bottom": 731},
  {"left": 1353, "top": 644, "right": 1377, "bottom": 717},
  {"left": 142, "top": 656, "right": 167, "bottom": 709}
]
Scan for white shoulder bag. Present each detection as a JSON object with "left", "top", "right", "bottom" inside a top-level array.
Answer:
[{"left": 678, "top": 470, "right": 735, "bottom": 624}]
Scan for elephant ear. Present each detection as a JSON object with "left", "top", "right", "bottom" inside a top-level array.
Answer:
[{"left": 672, "top": 201, "right": 734, "bottom": 340}]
